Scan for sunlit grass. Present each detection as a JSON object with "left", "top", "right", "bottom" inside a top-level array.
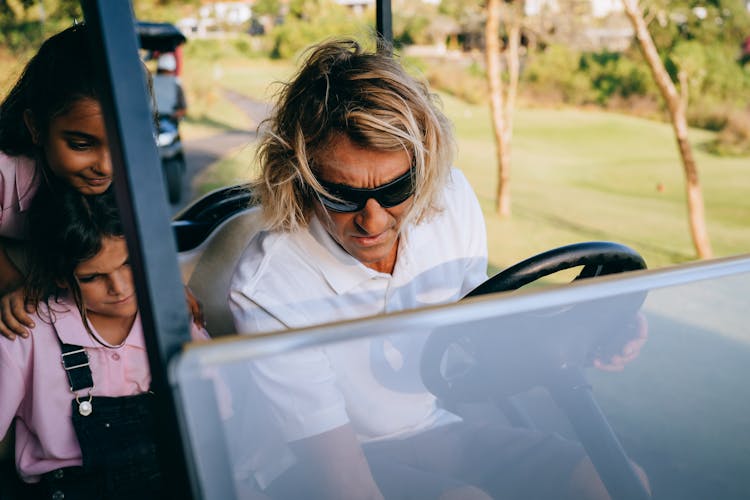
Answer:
[
  {"left": 191, "top": 141, "right": 259, "bottom": 197},
  {"left": 440, "top": 94, "right": 750, "bottom": 270}
]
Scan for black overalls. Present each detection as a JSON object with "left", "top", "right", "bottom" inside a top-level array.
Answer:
[{"left": 26, "top": 339, "right": 164, "bottom": 500}]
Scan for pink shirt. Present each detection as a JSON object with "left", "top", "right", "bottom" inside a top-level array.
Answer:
[
  {"left": 0, "top": 296, "right": 208, "bottom": 482},
  {"left": 0, "top": 152, "right": 41, "bottom": 239}
]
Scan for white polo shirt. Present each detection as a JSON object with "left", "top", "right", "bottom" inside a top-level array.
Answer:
[{"left": 229, "top": 168, "right": 487, "bottom": 444}]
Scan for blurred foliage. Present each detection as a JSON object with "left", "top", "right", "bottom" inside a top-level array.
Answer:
[
  {"left": 523, "top": 45, "right": 657, "bottom": 107},
  {"left": 644, "top": 0, "right": 750, "bottom": 49},
  {"left": 2, "top": 0, "right": 748, "bottom": 155},
  {"left": 0, "top": 0, "right": 199, "bottom": 52},
  {"left": 0, "top": 0, "right": 80, "bottom": 52},
  {"left": 707, "top": 110, "right": 750, "bottom": 156},
  {"left": 268, "top": 0, "right": 372, "bottom": 59},
  {"left": 580, "top": 51, "right": 654, "bottom": 104},
  {"left": 252, "top": 0, "right": 280, "bottom": 18},
  {"left": 392, "top": 0, "right": 436, "bottom": 46}
]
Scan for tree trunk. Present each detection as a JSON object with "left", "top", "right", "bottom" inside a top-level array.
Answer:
[
  {"left": 486, "top": 0, "right": 511, "bottom": 216},
  {"left": 505, "top": 1, "right": 522, "bottom": 141},
  {"left": 622, "top": 0, "right": 713, "bottom": 259}
]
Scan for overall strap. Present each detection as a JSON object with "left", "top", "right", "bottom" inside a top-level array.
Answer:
[
  {"left": 53, "top": 325, "right": 96, "bottom": 417},
  {"left": 59, "top": 343, "right": 94, "bottom": 392}
]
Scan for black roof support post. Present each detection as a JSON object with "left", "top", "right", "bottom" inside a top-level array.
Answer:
[
  {"left": 376, "top": 0, "right": 393, "bottom": 45},
  {"left": 80, "top": 1, "right": 194, "bottom": 498}
]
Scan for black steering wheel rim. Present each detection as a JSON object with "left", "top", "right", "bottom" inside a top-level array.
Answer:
[
  {"left": 421, "top": 241, "right": 647, "bottom": 404},
  {"left": 465, "top": 241, "right": 647, "bottom": 297}
]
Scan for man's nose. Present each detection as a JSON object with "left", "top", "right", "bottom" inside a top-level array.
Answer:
[{"left": 355, "top": 198, "right": 390, "bottom": 234}]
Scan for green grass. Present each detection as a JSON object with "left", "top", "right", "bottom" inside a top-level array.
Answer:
[
  {"left": 218, "top": 58, "right": 297, "bottom": 103},
  {"left": 192, "top": 141, "right": 259, "bottom": 197},
  {"left": 179, "top": 41, "right": 296, "bottom": 141},
  {"left": 438, "top": 94, "right": 750, "bottom": 270}
]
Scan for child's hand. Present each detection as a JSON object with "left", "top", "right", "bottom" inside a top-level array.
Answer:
[
  {"left": 0, "top": 288, "right": 35, "bottom": 340},
  {"left": 184, "top": 285, "right": 206, "bottom": 329}
]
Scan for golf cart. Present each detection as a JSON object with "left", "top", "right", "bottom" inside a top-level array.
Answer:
[
  {"left": 136, "top": 20, "right": 187, "bottom": 204},
  {"left": 2, "top": 2, "right": 748, "bottom": 499}
]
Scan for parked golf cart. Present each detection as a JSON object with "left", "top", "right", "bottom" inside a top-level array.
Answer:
[
  {"left": 136, "top": 20, "right": 187, "bottom": 204},
  {"left": 3, "top": 2, "right": 747, "bottom": 499}
]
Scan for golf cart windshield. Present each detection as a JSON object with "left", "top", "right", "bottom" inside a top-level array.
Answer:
[{"left": 172, "top": 257, "right": 750, "bottom": 500}]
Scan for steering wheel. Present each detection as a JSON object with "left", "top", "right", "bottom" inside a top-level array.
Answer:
[
  {"left": 465, "top": 241, "right": 647, "bottom": 297},
  {"left": 421, "top": 241, "right": 647, "bottom": 405},
  {"left": 420, "top": 241, "right": 652, "bottom": 500}
]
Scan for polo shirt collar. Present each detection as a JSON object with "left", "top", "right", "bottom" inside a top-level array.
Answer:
[
  {"left": 52, "top": 296, "right": 145, "bottom": 349},
  {"left": 306, "top": 215, "right": 388, "bottom": 295}
]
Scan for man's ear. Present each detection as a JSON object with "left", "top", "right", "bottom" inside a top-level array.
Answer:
[{"left": 23, "top": 109, "right": 40, "bottom": 144}]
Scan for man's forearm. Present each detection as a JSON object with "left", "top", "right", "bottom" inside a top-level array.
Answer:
[{"left": 290, "top": 424, "right": 384, "bottom": 500}]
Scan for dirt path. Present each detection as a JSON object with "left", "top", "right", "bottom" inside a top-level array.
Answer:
[{"left": 174, "top": 89, "right": 271, "bottom": 214}]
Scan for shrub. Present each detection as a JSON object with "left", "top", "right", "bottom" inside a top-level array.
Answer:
[
  {"left": 707, "top": 110, "right": 750, "bottom": 156},
  {"left": 268, "top": 0, "right": 371, "bottom": 59},
  {"left": 523, "top": 44, "right": 596, "bottom": 105},
  {"left": 423, "top": 60, "right": 487, "bottom": 104},
  {"left": 580, "top": 51, "right": 653, "bottom": 104}
]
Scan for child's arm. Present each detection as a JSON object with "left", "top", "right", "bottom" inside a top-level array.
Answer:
[
  {"left": 0, "top": 289, "right": 33, "bottom": 340},
  {"left": 0, "top": 241, "right": 24, "bottom": 294}
]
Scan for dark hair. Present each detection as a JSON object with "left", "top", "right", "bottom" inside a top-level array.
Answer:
[
  {"left": 0, "top": 24, "right": 100, "bottom": 156},
  {"left": 25, "top": 183, "right": 123, "bottom": 315}
]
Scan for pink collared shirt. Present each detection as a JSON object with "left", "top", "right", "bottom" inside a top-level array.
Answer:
[
  {"left": 0, "top": 152, "right": 41, "bottom": 239},
  {"left": 0, "top": 296, "right": 208, "bottom": 482}
]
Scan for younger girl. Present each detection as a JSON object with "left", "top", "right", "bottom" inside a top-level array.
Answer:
[
  {"left": 0, "top": 23, "right": 113, "bottom": 337},
  {"left": 0, "top": 186, "right": 207, "bottom": 499}
]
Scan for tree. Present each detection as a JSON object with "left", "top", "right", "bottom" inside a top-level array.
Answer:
[
  {"left": 621, "top": 0, "right": 712, "bottom": 259},
  {"left": 485, "top": 0, "right": 524, "bottom": 217}
]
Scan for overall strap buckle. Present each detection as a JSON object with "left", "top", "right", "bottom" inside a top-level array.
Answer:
[{"left": 60, "top": 343, "right": 95, "bottom": 416}]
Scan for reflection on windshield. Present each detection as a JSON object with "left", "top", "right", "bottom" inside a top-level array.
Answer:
[{"left": 174, "top": 267, "right": 750, "bottom": 500}]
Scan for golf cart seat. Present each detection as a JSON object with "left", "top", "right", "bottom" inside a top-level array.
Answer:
[{"left": 174, "top": 185, "right": 262, "bottom": 337}]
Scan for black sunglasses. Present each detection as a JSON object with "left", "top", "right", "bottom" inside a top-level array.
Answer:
[{"left": 316, "top": 166, "right": 416, "bottom": 213}]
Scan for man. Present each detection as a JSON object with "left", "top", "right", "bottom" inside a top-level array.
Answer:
[
  {"left": 152, "top": 52, "right": 187, "bottom": 121},
  {"left": 229, "top": 39, "right": 633, "bottom": 500}
]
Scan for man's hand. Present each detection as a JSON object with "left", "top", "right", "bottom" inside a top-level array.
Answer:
[
  {"left": 593, "top": 313, "right": 648, "bottom": 372},
  {"left": 0, "top": 288, "right": 35, "bottom": 340}
]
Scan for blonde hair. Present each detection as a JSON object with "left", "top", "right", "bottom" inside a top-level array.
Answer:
[{"left": 252, "top": 38, "right": 455, "bottom": 231}]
